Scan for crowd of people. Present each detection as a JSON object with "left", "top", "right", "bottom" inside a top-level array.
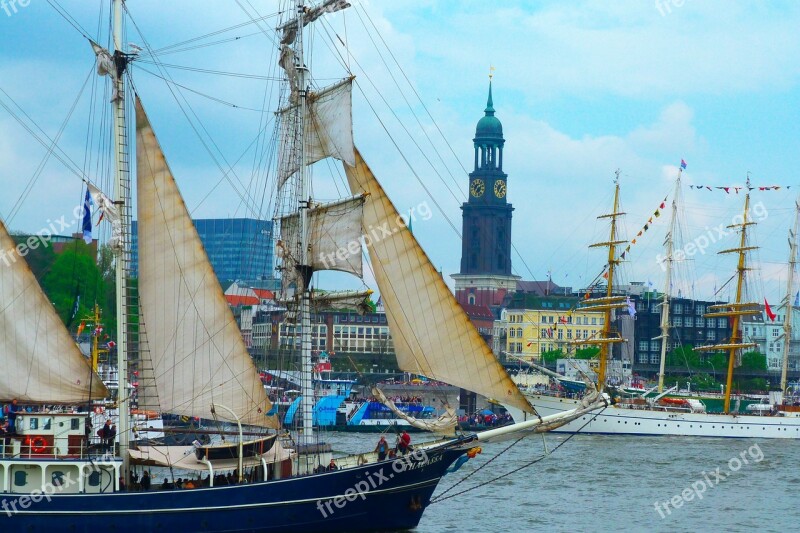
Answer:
[{"left": 458, "top": 412, "right": 513, "bottom": 428}]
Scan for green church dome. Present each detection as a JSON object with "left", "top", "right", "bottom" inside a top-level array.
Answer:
[{"left": 474, "top": 81, "right": 503, "bottom": 138}]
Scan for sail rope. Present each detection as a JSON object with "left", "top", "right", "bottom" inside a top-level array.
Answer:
[{"left": 430, "top": 406, "right": 608, "bottom": 505}]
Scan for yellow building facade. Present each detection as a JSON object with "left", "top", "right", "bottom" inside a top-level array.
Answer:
[{"left": 504, "top": 308, "right": 606, "bottom": 362}]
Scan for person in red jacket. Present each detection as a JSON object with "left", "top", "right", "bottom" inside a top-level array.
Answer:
[{"left": 397, "top": 430, "right": 411, "bottom": 455}]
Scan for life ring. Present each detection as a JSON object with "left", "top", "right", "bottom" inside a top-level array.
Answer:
[{"left": 27, "top": 436, "right": 47, "bottom": 454}]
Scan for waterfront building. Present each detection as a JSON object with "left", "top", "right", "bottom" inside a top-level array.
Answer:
[
  {"left": 741, "top": 303, "right": 800, "bottom": 372},
  {"left": 500, "top": 296, "right": 606, "bottom": 362}
]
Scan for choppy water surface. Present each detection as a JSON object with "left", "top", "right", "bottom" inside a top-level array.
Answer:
[{"left": 324, "top": 431, "right": 798, "bottom": 532}]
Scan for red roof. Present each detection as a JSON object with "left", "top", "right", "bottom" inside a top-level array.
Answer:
[
  {"left": 460, "top": 304, "right": 494, "bottom": 320},
  {"left": 225, "top": 295, "right": 259, "bottom": 307},
  {"left": 253, "top": 288, "right": 275, "bottom": 300}
]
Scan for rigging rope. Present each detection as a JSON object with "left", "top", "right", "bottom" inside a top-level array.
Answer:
[{"left": 430, "top": 406, "right": 608, "bottom": 505}]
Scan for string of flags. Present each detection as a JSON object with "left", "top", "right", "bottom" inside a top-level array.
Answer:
[
  {"left": 618, "top": 196, "right": 668, "bottom": 261},
  {"left": 688, "top": 184, "right": 790, "bottom": 193}
]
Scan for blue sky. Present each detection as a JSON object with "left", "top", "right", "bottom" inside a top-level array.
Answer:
[{"left": 1, "top": 0, "right": 800, "bottom": 304}]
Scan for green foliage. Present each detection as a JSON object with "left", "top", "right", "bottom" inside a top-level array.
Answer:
[
  {"left": 666, "top": 345, "right": 702, "bottom": 369},
  {"left": 574, "top": 347, "right": 600, "bottom": 360},
  {"left": 541, "top": 349, "right": 565, "bottom": 364},
  {"left": 740, "top": 351, "right": 767, "bottom": 372},
  {"left": 40, "top": 241, "right": 104, "bottom": 330}
]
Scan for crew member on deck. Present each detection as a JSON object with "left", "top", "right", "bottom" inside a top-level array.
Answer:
[
  {"left": 397, "top": 430, "right": 411, "bottom": 455},
  {"left": 375, "top": 435, "right": 388, "bottom": 461}
]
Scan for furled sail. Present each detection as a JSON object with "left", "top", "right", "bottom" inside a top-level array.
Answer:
[
  {"left": 277, "top": 194, "right": 366, "bottom": 292},
  {"left": 371, "top": 387, "right": 457, "bottom": 435},
  {"left": 277, "top": 78, "right": 356, "bottom": 187},
  {"left": 0, "top": 219, "right": 108, "bottom": 403},
  {"left": 135, "top": 98, "right": 278, "bottom": 429},
  {"left": 345, "top": 149, "right": 535, "bottom": 413},
  {"left": 86, "top": 181, "right": 123, "bottom": 253}
]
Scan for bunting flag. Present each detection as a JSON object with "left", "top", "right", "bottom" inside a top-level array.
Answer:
[
  {"left": 617, "top": 195, "right": 668, "bottom": 262},
  {"left": 680, "top": 159, "right": 687, "bottom": 170},
  {"left": 76, "top": 321, "right": 86, "bottom": 336},
  {"left": 689, "top": 184, "right": 790, "bottom": 192}
]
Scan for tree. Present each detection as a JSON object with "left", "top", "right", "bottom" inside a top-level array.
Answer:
[
  {"left": 41, "top": 241, "right": 104, "bottom": 329},
  {"left": 666, "top": 345, "right": 701, "bottom": 370},
  {"left": 574, "top": 347, "right": 600, "bottom": 360},
  {"left": 541, "top": 349, "right": 565, "bottom": 365},
  {"left": 740, "top": 351, "right": 767, "bottom": 372}
]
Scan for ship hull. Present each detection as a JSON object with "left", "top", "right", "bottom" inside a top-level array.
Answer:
[
  {"left": 0, "top": 446, "right": 467, "bottom": 532},
  {"left": 525, "top": 393, "right": 800, "bottom": 438}
]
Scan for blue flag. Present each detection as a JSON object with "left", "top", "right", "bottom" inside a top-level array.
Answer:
[
  {"left": 82, "top": 189, "right": 92, "bottom": 244},
  {"left": 794, "top": 291, "right": 799, "bottom": 308}
]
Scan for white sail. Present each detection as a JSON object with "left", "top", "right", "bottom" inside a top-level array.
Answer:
[
  {"left": 135, "top": 98, "right": 278, "bottom": 429},
  {"left": 277, "top": 195, "right": 366, "bottom": 292},
  {"left": 0, "top": 220, "right": 108, "bottom": 403},
  {"left": 345, "top": 149, "right": 535, "bottom": 414},
  {"left": 277, "top": 78, "right": 356, "bottom": 187}
]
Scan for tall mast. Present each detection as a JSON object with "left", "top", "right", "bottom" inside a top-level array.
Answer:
[
  {"left": 294, "top": 1, "right": 314, "bottom": 441},
  {"left": 580, "top": 171, "right": 627, "bottom": 390},
  {"left": 657, "top": 168, "right": 682, "bottom": 392},
  {"left": 781, "top": 200, "right": 800, "bottom": 392},
  {"left": 111, "top": 0, "right": 131, "bottom": 474},
  {"left": 698, "top": 185, "right": 758, "bottom": 413}
]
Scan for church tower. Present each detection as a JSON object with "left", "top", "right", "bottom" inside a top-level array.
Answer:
[{"left": 452, "top": 81, "right": 519, "bottom": 307}]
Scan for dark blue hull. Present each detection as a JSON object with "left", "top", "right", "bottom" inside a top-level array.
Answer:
[{"left": 1, "top": 444, "right": 469, "bottom": 532}]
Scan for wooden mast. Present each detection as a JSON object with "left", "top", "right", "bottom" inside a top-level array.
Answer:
[
  {"left": 697, "top": 189, "right": 758, "bottom": 413},
  {"left": 576, "top": 171, "right": 627, "bottom": 390}
]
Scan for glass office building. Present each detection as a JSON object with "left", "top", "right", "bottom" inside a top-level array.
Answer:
[{"left": 131, "top": 218, "right": 273, "bottom": 283}]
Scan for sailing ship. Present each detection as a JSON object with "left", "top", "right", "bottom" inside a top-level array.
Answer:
[
  {"left": 520, "top": 169, "right": 800, "bottom": 438},
  {"left": 0, "top": 1, "right": 607, "bottom": 530}
]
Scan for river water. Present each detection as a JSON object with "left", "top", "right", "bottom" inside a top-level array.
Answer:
[{"left": 324, "top": 431, "right": 797, "bottom": 532}]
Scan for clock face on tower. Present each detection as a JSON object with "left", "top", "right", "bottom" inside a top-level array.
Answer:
[
  {"left": 469, "top": 178, "right": 485, "bottom": 198},
  {"left": 494, "top": 180, "right": 507, "bottom": 198}
]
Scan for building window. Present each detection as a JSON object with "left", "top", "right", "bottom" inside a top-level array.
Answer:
[
  {"left": 650, "top": 341, "right": 659, "bottom": 351},
  {"left": 673, "top": 316, "right": 683, "bottom": 327},
  {"left": 650, "top": 353, "right": 661, "bottom": 365},
  {"left": 707, "top": 330, "right": 716, "bottom": 340},
  {"left": 591, "top": 318, "right": 597, "bottom": 325},
  {"left": 718, "top": 318, "right": 727, "bottom": 329},
  {"left": 468, "top": 294, "right": 476, "bottom": 305},
  {"left": 638, "top": 340, "right": 649, "bottom": 352}
]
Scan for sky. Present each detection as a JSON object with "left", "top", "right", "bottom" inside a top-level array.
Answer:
[{"left": 1, "top": 0, "right": 800, "bottom": 305}]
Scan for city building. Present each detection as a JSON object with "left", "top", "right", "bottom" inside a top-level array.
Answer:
[
  {"left": 741, "top": 303, "right": 800, "bottom": 372},
  {"left": 499, "top": 296, "right": 607, "bottom": 362},
  {"left": 452, "top": 81, "right": 519, "bottom": 308},
  {"left": 131, "top": 218, "right": 274, "bottom": 283},
  {"left": 630, "top": 294, "right": 733, "bottom": 371}
]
